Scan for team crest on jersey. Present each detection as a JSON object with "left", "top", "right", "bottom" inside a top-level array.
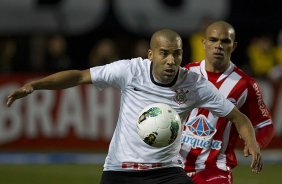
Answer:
[{"left": 174, "top": 88, "right": 189, "bottom": 104}]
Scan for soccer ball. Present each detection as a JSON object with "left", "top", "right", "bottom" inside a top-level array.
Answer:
[{"left": 137, "top": 103, "right": 181, "bottom": 148}]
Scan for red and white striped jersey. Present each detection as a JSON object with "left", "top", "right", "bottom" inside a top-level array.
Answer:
[{"left": 180, "top": 60, "right": 273, "bottom": 172}]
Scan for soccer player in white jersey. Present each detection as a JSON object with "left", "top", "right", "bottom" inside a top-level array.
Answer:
[
  {"left": 6, "top": 29, "right": 262, "bottom": 184},
  {"left": 180, "top": 21, "right": 274, "bottom": 184}
]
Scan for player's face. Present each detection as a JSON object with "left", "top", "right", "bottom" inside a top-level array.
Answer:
[
  {"left": 203, "top": 27, "right": 237, "bottom": 71},
  {"left": 148, "top": 36, "right": 183, "bottom": 84}
]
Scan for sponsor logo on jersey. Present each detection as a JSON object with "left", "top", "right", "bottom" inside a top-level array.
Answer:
[
  {"left": 181, "top": 115, "right": 222, "bottom": 150},
  {"left": 122, "top": 162, "right": 162, "bottom": 170},
  {"left": 253, "top": 83, "right": 269, "bottom": 117},
  {"left": 174, "top": 88, "right": 189, "bottom": 104}
]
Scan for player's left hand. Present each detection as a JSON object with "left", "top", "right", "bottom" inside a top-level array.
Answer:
[{"left": 243, "top": 142, "right": 263, "bottom": 174}]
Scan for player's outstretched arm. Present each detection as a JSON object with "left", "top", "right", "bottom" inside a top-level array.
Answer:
[
  {"left": 225, "top": 107, "right": 263, "bottom": 174},
  {"left": 6, "top": 69, "right": 91, "bottom": 107}
]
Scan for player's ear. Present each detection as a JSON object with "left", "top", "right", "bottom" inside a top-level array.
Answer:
[
  {"left": 202, "top": 38, "right": 206, "bottom": 49},
  {"left": 148, "top": 49, "right": 153, "bottom": 60},
  {"left": 232, "top": 41, "right": 238, "bottom": 52}
]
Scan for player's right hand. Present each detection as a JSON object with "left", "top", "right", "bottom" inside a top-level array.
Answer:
[
  {"left": 243, "top": 142, "right": 263, "bottom": 174},
  {"left": 6, "top": 84, "right": 34, "bottom": 107}
]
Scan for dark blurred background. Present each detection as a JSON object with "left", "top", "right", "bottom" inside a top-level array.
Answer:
[{"left": 0, "top": 0, "right": 281, "bottom": 75}]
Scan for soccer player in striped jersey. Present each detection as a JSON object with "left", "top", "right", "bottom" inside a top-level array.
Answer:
[
  {"left": 6, "top": 29, "right": 262, "bottom": 184},
  {"left": 180, "top": 21, "right": 274, "bottom": 184}
]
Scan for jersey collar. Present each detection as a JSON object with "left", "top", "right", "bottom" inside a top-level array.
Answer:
[{"left": 200, "top": 60, "right": 235, "bottom": 83}]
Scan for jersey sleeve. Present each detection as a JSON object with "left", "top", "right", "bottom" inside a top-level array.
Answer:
[
  {"left": 89, "top": 59, "right": 136, "bottom": 90},
  {"left": 241, "top": 79, "right": 274, "bottom": 148},
  {"left": 242, "top": 79, "right": 273, "bottom": 127},
  {"left": 256, "top": 124, "right": 274, "bottom": 148},
  {"left": 193, "top": 74, "right": 235, "bottom": 117}
]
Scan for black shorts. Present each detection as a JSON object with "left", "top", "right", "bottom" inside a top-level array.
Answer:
[{"left": 100, "top": 167, "right": 193, "bottom": 184}]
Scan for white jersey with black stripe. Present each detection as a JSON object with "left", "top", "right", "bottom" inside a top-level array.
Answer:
[{"left": 89, "top": 57, "right": 234, "bottom": 171}]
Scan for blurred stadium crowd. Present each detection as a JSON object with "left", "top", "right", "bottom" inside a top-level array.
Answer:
[
  {"left": 0, "top": 0, "right": 281, "bottom": 83},
  {"left": 1, "top": 26, "right": 282, "bottom": 82}
]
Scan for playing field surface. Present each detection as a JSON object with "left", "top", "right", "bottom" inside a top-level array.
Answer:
[{"left": 0, "top": 164, "right": 281, "bottom": 184}]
